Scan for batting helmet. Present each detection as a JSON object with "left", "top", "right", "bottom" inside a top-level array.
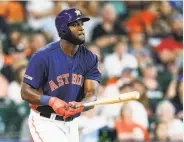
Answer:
[{"left": 55, "top": 8, "right": 90, "bottom": 44}]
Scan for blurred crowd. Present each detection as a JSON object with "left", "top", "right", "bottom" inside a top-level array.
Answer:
[{"left": 0, "top": 1, "right": 183, "bottom": 142}]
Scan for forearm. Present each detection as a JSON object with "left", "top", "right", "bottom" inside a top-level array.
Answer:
[
  {"left": 81, "top": 81, "right": 99, "bottom": 111},
  {"left": 21, "top": 82, "right": 49, "bottom": 105}
]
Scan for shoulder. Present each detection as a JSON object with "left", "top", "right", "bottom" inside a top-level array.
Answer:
[{"left": 79, "top": 45, "right": 97, "bottom": 59}]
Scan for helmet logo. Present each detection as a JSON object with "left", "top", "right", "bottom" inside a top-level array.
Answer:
[{"left": 75, "top": 10, "right": 81, "bottom": 16}]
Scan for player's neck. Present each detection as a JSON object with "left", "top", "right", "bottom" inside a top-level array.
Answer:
[{"left": 60, "top": 40, "right": 79, "bottom": 56}]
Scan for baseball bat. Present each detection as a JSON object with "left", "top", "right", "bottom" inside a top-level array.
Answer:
[{"left": 82, "top": 91, "right": 140, "bottom": 107}]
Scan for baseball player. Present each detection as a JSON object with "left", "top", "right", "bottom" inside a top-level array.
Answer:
[{"left": 21, "top": 8, "right": 101, "bottom": 142}]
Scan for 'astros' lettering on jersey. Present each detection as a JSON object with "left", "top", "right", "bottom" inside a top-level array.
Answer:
[
  {"left": 49, "top": 73, "right": 83, "bottom": 91},
  {"left": 23, "top": 41, "right": 101, "bottom": 103}
]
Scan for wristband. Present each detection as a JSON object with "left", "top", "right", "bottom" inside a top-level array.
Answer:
[{"left": 40, "top": 95, "right": 51, "bottom": 105}]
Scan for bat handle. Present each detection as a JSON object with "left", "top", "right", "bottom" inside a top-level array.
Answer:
[
  {"left": 70, "top": 103, "right": 77, "bottom": 108},
  {"left": 70, "top": 103, "right": 82, "bottom": 109}
]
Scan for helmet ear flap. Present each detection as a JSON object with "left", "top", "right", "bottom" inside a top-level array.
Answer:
[{"left": 58, "top": 30, "right": 66, "bottom": 38}]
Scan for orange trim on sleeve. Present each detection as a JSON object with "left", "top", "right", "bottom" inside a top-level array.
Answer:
[{"left": 29, "top": 104, "right": 38, "bottom": 111}]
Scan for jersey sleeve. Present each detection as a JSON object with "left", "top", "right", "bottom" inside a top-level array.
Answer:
[
  {"left": 23, "top": 52, "right": 47, "bottom": 89},
  {"left": 85, "top": 53, "right": 101, "bottom": 83}
]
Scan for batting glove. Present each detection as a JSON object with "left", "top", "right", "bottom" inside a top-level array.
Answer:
[
  {"left": 48, "top": 97, "right": 68, "bottom": 116},
  {"left": 64, "top": 101, "right": 84, "bottom": 119}
]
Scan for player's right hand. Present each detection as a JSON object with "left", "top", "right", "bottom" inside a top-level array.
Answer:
[{"left": 48, "top": 97, "right": 68, "bottom": 116}]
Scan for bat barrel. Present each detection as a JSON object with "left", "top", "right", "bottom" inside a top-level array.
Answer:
[
  {"left": 119, "top": 91, "right": 140, "bottom": 100},
  {"left": 83, "top": 91, "right": 140, "bottom": 107}
]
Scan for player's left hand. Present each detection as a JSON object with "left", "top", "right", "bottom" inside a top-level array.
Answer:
[{"left": 64, "top": 101, "right": 84, "bottom": 119}]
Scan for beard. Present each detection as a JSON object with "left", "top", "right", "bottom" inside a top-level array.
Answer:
[
  {"left": 70, "top": 33, "right": 85, "bottom": 45},
  {"left": 63, "top": 31, "right": 85, "bottom": 45}
]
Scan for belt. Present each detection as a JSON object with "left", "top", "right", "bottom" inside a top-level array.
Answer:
[{"left": 40, "top": 112, "right": 74, "bottom": 122}]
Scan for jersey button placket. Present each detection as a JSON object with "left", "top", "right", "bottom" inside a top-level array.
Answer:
[{"left": 68, "top": 56, "right": 74, "bottom": 84}]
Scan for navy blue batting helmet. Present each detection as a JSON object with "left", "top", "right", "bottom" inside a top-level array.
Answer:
[{"left": 55, "top": 8, "right": 90, "bottom": 40}]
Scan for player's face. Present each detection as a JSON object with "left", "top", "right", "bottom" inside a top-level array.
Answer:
[{"left": 68, "top": 20, "right": 85, "bottom": 43}]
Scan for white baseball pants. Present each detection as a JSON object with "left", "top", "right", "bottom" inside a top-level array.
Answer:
[{"left": 28, "top": 109, "right": 79, "bottom": 142}]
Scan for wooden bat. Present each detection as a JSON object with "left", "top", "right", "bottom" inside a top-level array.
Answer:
[{"left": 82, "top": 91, "right": 140, "bottom": 107}]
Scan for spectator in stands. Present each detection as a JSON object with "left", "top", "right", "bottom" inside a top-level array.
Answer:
[
  {"left": 132, "top": 79, "right": 153, "bottom": 117},
  {"left": 8, "top": 61, "right": 27, "bottom": 105},
  {"left": 76, "top": 2, "right": 100, "bottom": 17},
  {"left": 1, "top": 38, "right": 26, "bottom": 82},
  {"left": 27, "top": 33, "right": 47, "bottom": 59},
  {"left": 153, "top": 122, "right": 169, "bottom": 141},
  {"left": 124, "top": 1, "right": 148, "bottom": 16},
  {"left": 114, "top": 102, "right": 149, "bottom": 141},
  {"left": 30, "top": 33, "right": 47, "bottom": 52},
  {"left": 104, "top": 41, "right": 138, "bottom": 78},
  {"left": 39, "top": 1, "right": 63, "bottom": 41},
  {"left": 155, "top": 13, "right": 183, "bottom": 65},
  {"left": 171, "top": 78, "right": 183, "bottom": 120},
  {"left": 82, "top": 2, "right": 102, "bottom": 42},
  {"left": 0, "top": 93, "right": 20, "bottom": 139},
  {"left": 0, "top": 72, "right": 21, "bottom": 139},
  {"left": 115, "top": 67, "right": 137, "bottom": 89},
  {"left": 0, "top": 1, "right": 25, "bottom": 24},
  {"left": 0, "top": 16, "right": 10, "bottom": 54},
  {"left": 91, "top": 3, "right": 126, "bottom": 56},
  {"left": 167, "top": 67, "right": 183, "bottom": 120},
  {"left": 119, "top": 83, "right": 149, "bottom": 129},
  {"left": 153, "top": 100, "right": 184, "bottom": 141},
  {"left": 10, "top": 62, "right": 30, "bottom": 140},
  {"left": 125, "top": 2, "right": 158, "bottom": 34},
  {"left": 95, "top": 83, "right": 122, "bottom": 123},
  {"left": 140, "top": 62, "right": 163, "bottom": 113},
  {"left": 26, "top": 1, "right": 61, "bottom": 30},
  {"left": 108, "top": 1, "right": 127, "bottom": 18},
  {"left": 78, "top": 109, "right": 107, "bottom": 142},
  {"left": 151, "top": 1, "right": 180, "bottom": 37},
  {"left": 129, "top": 32, "right": 153, "bottom": 66},
  {"left": 26, "top": 1, "right": 62, "bottom": 41}
]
